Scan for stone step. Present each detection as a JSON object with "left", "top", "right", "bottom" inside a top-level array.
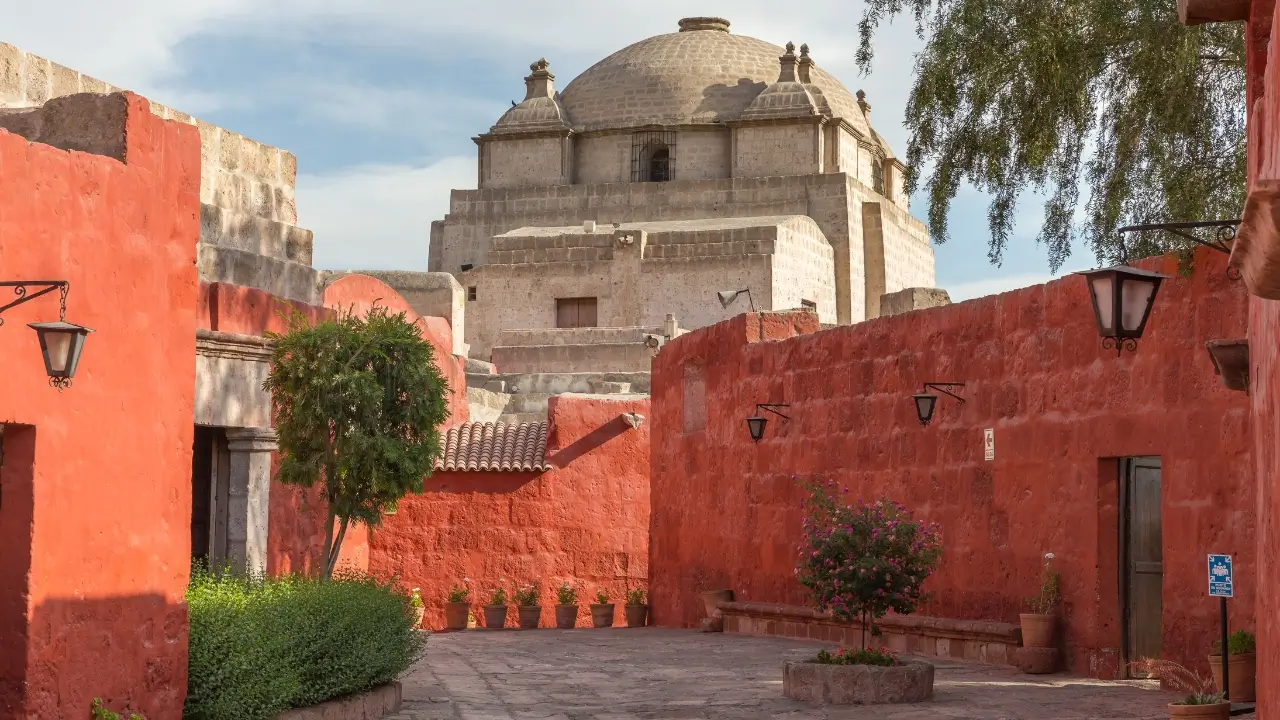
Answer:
[
  {"left": 490, "top": 342, "right": 652, "bottom": 374},
  {"left": 491, "top": 372, "right": 651, "bottom": 395},
  {"left": 495, "top": 411, "right": 547, "bottom": 425},
  {"left": 465, "top": 357, "right": 497, "bottom": 374},
  {"left": 466, "top": 373, "right": 506, "bottom": 392}
]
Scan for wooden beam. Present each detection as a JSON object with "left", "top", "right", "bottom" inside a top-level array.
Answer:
[{"left": 1177, "top": 0, "right": 1250, "bottom": 25}]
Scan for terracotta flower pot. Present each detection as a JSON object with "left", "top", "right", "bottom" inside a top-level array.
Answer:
[
  {"left": 517, "top": 605, "right": 541, "bottom": 629},
  {"left": 555, "top": 604, "right": 579, "bottom": 629},
  {"left": 444, "top": 602, "right": 469, "bottom": 631},
  {"left": 1168, "top": 701, "right": 1230, "bottom": 718},
  {"left": 625, "top": 603, "right": 648, "bottom": 627},
  {"left": 483, "top": 605, "right": 508, "bottom": 630},
  {"left": 411, "top": 606, "right": 425, "bottom": 629},
  {"left": 590, "top": 603, "right": 615, "bottom": 628},
  {"left": 1019, "top": 613, "right": 1055, "bottom": 648},
  {"left": 1209, "top": 652, "right": 1256, "bottom": 703}
]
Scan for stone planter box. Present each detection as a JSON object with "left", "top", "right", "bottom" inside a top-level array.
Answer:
[
  {"left": 275, "top": 682, "right": 401, "bottom": 719},
  {"left": 783, "top": 661, "right": 934, "bottom": 705}
]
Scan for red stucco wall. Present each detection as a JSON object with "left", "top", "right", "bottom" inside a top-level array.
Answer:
[
  {"left": 649, "top": 249, "right": 1252, "bottom": 679},
  {"left": 369, "top": 394, "right": 651, "bottom": 629},
  {"left": 1247, "top": 1, "right": 1280, "bottom": 714},
  {"left": 0, "top": 94, "right": 200, "bottom": 719}
]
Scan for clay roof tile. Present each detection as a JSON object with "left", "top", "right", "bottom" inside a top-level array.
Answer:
[{"left": 435, "top": 421, "right": 550, "bottom": 473}]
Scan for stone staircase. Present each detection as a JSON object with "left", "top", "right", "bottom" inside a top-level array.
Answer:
[{"left": 464, "top": 357, "right": 649, "bottom": 424}]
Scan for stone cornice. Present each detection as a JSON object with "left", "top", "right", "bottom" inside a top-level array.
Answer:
[
  {"left": 473, "top": 128, "right": 575, "bottom": 144},
  {"left": 196, "top": 329, "right": 274, "bottom": 363},
  {"left": 726, "top": 115, "right": 827, "bottom": 130}
]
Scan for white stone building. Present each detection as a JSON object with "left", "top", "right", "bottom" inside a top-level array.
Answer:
[{"left": 429, "top": 17, "right": 943, "bottom": 365}]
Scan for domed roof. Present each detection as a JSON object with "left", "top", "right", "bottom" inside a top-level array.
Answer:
[{"left": 558, "top": 18, "right": 871, "bottom": 138}]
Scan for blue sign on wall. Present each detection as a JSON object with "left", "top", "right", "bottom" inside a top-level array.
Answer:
[{"left": 1208, "top": 554, "right": 1233, "bottom": 598}]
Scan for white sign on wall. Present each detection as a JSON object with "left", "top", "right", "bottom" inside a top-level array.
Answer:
[{"left": 984, "top": 429, "right": 995, "bottom": 461}]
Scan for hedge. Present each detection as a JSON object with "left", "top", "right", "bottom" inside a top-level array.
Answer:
[{"left": 184, "top": 569, "right": 425, "bottom": 720}]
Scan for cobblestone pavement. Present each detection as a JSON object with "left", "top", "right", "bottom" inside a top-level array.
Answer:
[{"left": 384, "top": 628, "right": 1176, "bottom": 720}]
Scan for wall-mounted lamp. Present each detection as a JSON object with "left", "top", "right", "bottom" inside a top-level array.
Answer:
[
  {"left": 912, "top": 383, "right": 965, "bottom": 427},
  {"left": 717, "top": 288, "right": 756, "bottom": 312},
  {"left": 746, "top": 403, "right": 790, "bottom": 442},
  {"left": 1072, "top": 265, "right": 1170, "bottom": 355},
  {"left": 0, "top": 281, "right": 93, "bottom": 391}
]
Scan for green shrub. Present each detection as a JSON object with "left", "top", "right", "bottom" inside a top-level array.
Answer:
[{"left": 184, "top": 568, "right": 425, "bottom": 720}]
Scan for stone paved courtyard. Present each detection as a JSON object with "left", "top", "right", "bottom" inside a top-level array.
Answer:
[{"left": 386, "top": 628, "right": 1177, "bottom": 720}]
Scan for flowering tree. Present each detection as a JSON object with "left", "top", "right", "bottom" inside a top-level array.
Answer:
[{"left": 796, "top": 481, "right": 944, "bottom": 649}]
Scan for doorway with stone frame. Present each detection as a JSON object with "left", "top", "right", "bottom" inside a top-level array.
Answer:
[{"left": 188, "top": 424, "right": 276, "bottom": 576}]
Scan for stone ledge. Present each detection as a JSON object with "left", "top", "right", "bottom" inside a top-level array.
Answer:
[
  {"left": 783, "top": 660, "right": 934, "bottom": 704},
  {"left": 275, "top": 681, "right": 402, "bottom": 720},
  {"left": 721, "top": 602, "right": 1021, "bottom": 667}
]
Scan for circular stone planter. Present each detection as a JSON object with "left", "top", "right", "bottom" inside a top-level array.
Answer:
[{"left": 783, "top": 660, "right": 934, "bottom": 705}]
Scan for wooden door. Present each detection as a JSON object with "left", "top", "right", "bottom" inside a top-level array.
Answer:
[
  {"left": 556, "top": 297, "right": 598, "bottom": 328},
  {"left": 1122, "top": 457, "right": 1163, "bottom": 673}
]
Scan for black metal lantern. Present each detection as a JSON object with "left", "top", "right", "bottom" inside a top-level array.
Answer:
[
  {"left": 29, "top": 320, "right": 93, "bottom": 389},
  {"left": 1073, "top": 265, "right": 1171, "bottom": 354},
  {"left": 912, "top": 383, "right": 965, "bottom": 427},
  {"left": 745, "top": 403, "right": 790, "bottom": 442}
]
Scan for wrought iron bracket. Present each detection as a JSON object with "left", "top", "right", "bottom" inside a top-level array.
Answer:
[
  {"left": 755, "top": 403, "right": 791, "bottom": 422},
  {"left": 0, "top": 281, "right": 69, "bottom": 327},
  {"left": 921, "top": 383, "right": 966, "bottom": 404},
  {"left": 1116, "top": 220, "right": 1242, "bottom": 280}
]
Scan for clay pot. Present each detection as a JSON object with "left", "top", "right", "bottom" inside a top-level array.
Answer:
[
  {"left": 590, "top": 603, "right": 615, "bottom": 628},
  {"left": 555, "top": 604, "right": 579, "bottom": 629},
  {"left": 625, "top": 604, "right": 648, "bottom": 628},
  {"left": 1168, "top": 702, "right": 1230, "bottom": 718},
  {"left": 411, "top": 606, "right": 425, "bottom": 629},
  {"left": 483, "top": 605, "right": 508, "bottom": 630},
  {"left": 444, "top": 602, "right": 469, "bottom": 631},
  {"left": 702, "top": 589, "right": 734, "bottom": 617},
  {"left": 1209, "top": 653, "right": 1256, "bottom": 703},
  {"left": 517, "top": 605, "right": 541, "bottom": 629},
  {"left": 1019, "top": 613, "right": 1055, "bottom": 648}
]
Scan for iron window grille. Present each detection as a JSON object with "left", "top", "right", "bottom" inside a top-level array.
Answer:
[{"left": 632, "top": 131, "right": 678, "bottom": 183}]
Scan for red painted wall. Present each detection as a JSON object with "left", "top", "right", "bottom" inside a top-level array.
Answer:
[
  {"left": 1247, "top": 1, "right": 1280, "bottom": 714},
  {"left": 369, "top": 394, "right": 651, "bottom": 629},
  {"left": 649, "top": 249, "right": 1252, "bottom": 679},
  {"left": 0, "top": 94, "right": 200, "bottom": 719}
]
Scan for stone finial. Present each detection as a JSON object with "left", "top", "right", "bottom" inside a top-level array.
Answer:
[
  {"left": 798, "top": 44, "right": 814, "bottom": 84},
  {"left": 679, "top": 17, "right": 731, "bottom": 33},
  {"left": 857, "top": 89, "right": 871, "bottom": 114},
  {"left": 778, "top": 42, "right": 799, "bottom": 83},
  {"left": 523, "top": 58, "right": 556, "bottom": 101}
]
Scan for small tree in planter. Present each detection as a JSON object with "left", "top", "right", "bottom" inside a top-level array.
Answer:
[
  {"left": 444, "top": 580, "right": 471, "bottom": 631},
  {"left": 555, "top": 582, "right": 580, "bottom": 629},
  {"left": 514, "top": 585, "right": 541, "bottom": 629},
  {"left": 1209, "top": 630, "right": 1256, "bottom": 703},
  {"left": 624, "top": 587, "right": 648, "bottom": 628},
  {"left": 1020, "top": 553, "right": 1060, "bottom": 648},
  {"left": 795, "top": 482, "right": 943, "bottom": 650},
  {"left": 484, "top": 584, "right": 509, "bottom": 630},
  {"left": 590, "top": 589, "right": 615, "bottom": 628}
]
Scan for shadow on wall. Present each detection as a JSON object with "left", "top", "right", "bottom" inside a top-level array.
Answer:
[{"left": 548, "top": 415, "right": 633, "bottom": 467}]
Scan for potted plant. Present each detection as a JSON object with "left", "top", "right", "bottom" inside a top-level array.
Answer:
[
  {"left": 484, "top": 584, "right": 509, "bottom": 630},
  {"left": 555, "top": 582, "right": 580, "bottom": 629},
  {"left": 625, "top": 587, "right": 648, "bottom": 627},
  {"left": 1020, "top": 553, "right": 1059, "bottom": 648},
  {"left": 1209, "top": 630, "right": 1256, "bottom": 703},
  {"left": 1130, "top": 658, "right": 1229, "bottom": 719},
  {"left": 409, "top": 587, "right": 425, "bottom": 629},
  {"left": 444, "top": 580, "right": 471, "bottom": 631},
  {"left": 590, "top": 589, "right": 615, "bottom": 628},
  {"left": 514, "top": 584, "right": 541, "bottom": 629}
]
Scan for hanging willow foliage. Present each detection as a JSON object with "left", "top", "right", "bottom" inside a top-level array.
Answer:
[{"left": 857, "top": 0, "right": 1246, "bottom": 271}]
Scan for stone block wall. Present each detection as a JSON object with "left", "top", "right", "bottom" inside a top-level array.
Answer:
[
  {"left": 574, "top": 133, "right": 631, "bottom": 184},
  {"left": 733, "top": 123, "right": 822, "bottom": 178},
  {"left": 648, "top": 247, "right": 1253, "bottom": 679},
  {"left": 880, "top": 197, "right": 935, "bottom": 292},
  {"left": 768, "top": 217, "right": 837, "bottom": 322},
  {"left": 675, "top": 128, "right": 731, "bottom": 180},
  {"left": 482, "top": 135, "right": 568, "bottom": 189}
]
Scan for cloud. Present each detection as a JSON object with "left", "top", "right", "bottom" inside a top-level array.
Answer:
[
  {"left": 944, "top": 271, "right": 1088, "bottom": 302},
  {"left": 298, "top": 156, "right": 475, "bottom": 271}
]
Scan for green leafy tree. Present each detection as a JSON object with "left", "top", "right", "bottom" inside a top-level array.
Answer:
[
  {"left": 264, "top": 304, "right": 450, "bottom": 578},
  {"left": 856, "top": 0, "right": 1245, "bottom": 270}
]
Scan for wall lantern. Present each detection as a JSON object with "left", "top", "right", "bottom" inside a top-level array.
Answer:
[
  {"left": 1071, "top": 265, "right": 1171, "bottom": 354},
  {"left": 1116, "top": 220, "right": 1241, "bottom": 280},
  {"left": 912, "top": 383, "right": 965, "bottom": 427},
  {"left": 746, "top": 403, "right": 790, "bottom": 442},
  {"left": 717, "top": 288, "right": 756, "bottom": 312},
  {"left": 0, "top": 281, "right": 93, "bottom": 390}
]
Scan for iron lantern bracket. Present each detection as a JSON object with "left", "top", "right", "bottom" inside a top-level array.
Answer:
[
  {"left": 1115, "top": 220, "right": 1241, "bottom": 279},
  {"left": 921, "top": 383, "right": 966, "bottom": 404},
  {"left": 0, "top": 281, "right": 69, "bottom": 326},
  {"left": 755, "top": 403, "right": 791, "bottom": 422}
]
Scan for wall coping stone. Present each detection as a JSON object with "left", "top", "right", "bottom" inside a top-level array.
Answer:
[
  {"left": 274, "top": 681, "right": 401, "bottom": 720},
  {"left": 719, "top": 601, "right": 1022, "bottom": 643}
]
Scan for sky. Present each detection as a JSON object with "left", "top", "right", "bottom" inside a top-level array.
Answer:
[{"left": 5, "top": 1, "right": 1097, "bottom": 301}]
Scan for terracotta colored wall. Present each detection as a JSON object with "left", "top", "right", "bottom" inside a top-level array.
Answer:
[
  {"left": 1247, "top": 2, "right": 1280, "bottom": 714},
  {"left": 369, "top": 394, "right": 651, "bottom": 629},
  {"left": 649, "top": 248, "right": 1253, "bottom": 679},
  {"left": 0, "top": 94, "right": 200, "bottom": 719}
]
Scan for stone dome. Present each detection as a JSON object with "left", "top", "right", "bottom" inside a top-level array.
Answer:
[{"left": 558, "top": 18, "right": 871, "bottom": 138}]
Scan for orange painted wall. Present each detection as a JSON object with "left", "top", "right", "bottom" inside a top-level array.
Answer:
[
  {"left": 649, "top": 249, "right": 1253, "bottom": 679},
  {"left": 1247, "top": 1, "right": 1280, "bottom": 714},
  {"left": 369, "top": 394, "right": 651, "bottom": 629},
  {"left": 0, "top": 94, "right": 200, "bottom": 719}
]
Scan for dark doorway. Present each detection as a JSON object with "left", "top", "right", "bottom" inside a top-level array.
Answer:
[
  {"left": 191, "top": 426, "right": 231, "bottom": 571},
  {"left": 1120, "top": 456, "right": 1163, "bottom": 675},
  {"left": 647, "top": 146, "right": 671, "bottom": 182}
]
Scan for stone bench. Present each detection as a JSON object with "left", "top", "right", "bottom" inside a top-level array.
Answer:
[{"left": 719, "top": 601, "right": 1022, "bottom": 667}]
